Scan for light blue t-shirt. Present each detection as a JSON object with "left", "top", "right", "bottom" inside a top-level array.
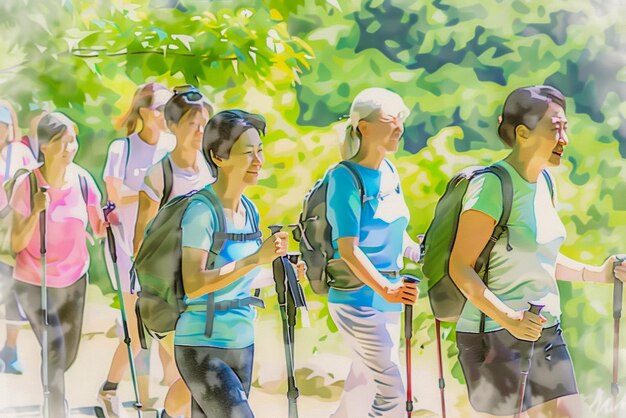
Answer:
[
  {"left": 174, "top": 188, "right": 262, "bottom": 348},
  {"left": 326, "top": 159, "right": 409, "bottom": 312},
  {"left": 456, "top": 160, "right": 566, "bottom": 333}
]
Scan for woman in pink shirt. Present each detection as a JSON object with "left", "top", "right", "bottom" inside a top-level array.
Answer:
[{"left": 10, "top": 112, "right": 110, "bottom": 418}]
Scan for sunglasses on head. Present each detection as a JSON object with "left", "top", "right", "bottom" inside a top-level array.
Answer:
[{"left": 173, "top": 85, "right": 203, "bottom": 102}]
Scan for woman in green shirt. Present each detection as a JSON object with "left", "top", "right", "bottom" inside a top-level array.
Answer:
[{"left": 449, "top": 85, "right": 626, "bottom": 417}]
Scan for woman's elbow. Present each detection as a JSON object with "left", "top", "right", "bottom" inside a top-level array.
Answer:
[{"left": 448, "top": 258, "right": 476, "bottom": 298}]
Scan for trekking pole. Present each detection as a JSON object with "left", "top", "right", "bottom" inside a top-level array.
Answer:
[
  {"left": 39, "top": 186, "right": 49, "bottom": 418},
  {"left": 402, "top": 275, "right": 420, "bottom": 418},
  {"left": 612, "top": 256, "right": 625, "bottom": 418},
  {"left": 435, "top": 319, "right": 446, "bottom": 418},
  {"left": 514, "top": 302, "right": 544, "bottom": 418},
  {"left": 103, "top": 202, "right": 143, "bottom": 418},
  {"left": 269, "top": 225, "right": 300, "bottom": 418}
]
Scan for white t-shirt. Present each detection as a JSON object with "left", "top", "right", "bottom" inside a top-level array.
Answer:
[
  {"left": 141, "top": 152, "right": 215, "bottom": 204},
  {"left": 102, "top": 132, "right": 176, "bottom": 198}
]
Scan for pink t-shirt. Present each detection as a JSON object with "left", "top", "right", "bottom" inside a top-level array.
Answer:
[{"left": 10, "top": 164, "right": 102, "bottom": 288}]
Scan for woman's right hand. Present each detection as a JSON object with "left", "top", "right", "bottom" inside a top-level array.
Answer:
[
  {"left": 503, "top": 310, "right": 543, "bottom": 341},
  {"left": 256, "top": 231, "right": 289, "bottom": 265},
  {"left": 382, "top": 280, "right": 419, "bottom": 304},
  {"left": 32, "top": 190, "right": 50, "bottom": 214}
]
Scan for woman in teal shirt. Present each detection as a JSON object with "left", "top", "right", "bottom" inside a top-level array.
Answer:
[
  {"left": 450, "top": 85, "right": 626, "bottom": 417},
  {"left": 175, "top": 110, "right": 288, "bottom": 418}
]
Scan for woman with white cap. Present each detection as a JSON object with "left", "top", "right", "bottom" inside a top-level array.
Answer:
[
  {"left": 325, "top": 87, "right": 421, "bottom": 418},
  {"left": 99, "top": 83, "right": 176, "bottom": 416},
  {"left": 0, "top": 100, "right": 38, "bottom": 375}
]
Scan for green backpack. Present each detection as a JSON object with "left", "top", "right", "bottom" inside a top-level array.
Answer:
[
  {"left": 132, "top": 188, "right": 262, "bottom": 347},
  {"left": 421, "top": 165, "right": 554, "bottom": 323}
]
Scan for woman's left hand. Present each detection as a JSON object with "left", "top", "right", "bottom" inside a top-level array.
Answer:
[{"left": 601, "top": 255, "right": 626, "bottom": 284}]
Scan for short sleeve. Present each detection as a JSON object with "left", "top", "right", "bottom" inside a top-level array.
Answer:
[
  {"left": 141, "top": 161, "right": 164, "bottom": 203},
  {"left": 103, "top": 139, "right": 128, "bottom": 181},
  {"left": 461, "top": 173, "right": 503, "bottom": 222},
  {"left": 9, "top": 173, "right": 31, "bottom": 217},
  {"left": 181, "top": 200, "right": 215, "bottom": 252},
  {"left": 327, "top": 165, "right": 361, "bottom": 240}
]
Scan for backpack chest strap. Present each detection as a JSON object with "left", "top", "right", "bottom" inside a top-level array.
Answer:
[
  {"left": 213, "top": 231, "right": 262, "bottom": 242},
  {"left": 185, "top": 295, "right": 265, "bottom": 338}
]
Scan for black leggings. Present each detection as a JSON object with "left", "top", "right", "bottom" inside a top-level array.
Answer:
[
  {"left": 175, "top": 344, "right": 255, "bottom": 418},
  {"left": 14, "top": 276, "right": 87, "bottom": 418}
]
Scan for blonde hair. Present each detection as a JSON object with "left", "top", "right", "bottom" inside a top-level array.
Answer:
[
  {"left": 119, "top": 83, "right": 169, "bottom": 135},
  {"left": 341, "top": 88, "right": 410, "bottom": 159}
]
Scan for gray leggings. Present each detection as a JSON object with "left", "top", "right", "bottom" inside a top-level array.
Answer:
[
  {"left": 175, "top": 344, "right": 255, "bottom": 418},
  {"left": 14, "top": 276, "right": 87, "bottom": 418}
]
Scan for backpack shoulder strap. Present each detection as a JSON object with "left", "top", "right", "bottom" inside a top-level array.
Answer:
[
  {"left": 78, "top": 174, "right": 89, "bottom": 205},
  {"left": 27, "top": 170, "right": 38, "bottom": 212},
  {"left": 195, "top": 190, "right": 227, "bottom": 269},
  {"left": 337, "top": 160, "right": 366, "bottom": 204},
  {"left": 483, "top": 165, "right": 513, "bottom": 227},
  {"left": 474, "top": 164, "right": 513, "bottom": 333},
  {"left": 541, "top": 170, "right": 555, "bottom": 207},
  {"left": 123, "top": 136, "right": 131, "bottom": 175},
  {"left": 160, "top": 156, "right": 174, "bottom": 209}
]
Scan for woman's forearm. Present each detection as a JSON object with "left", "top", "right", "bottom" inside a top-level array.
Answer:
[
  {"left": 183, "top": 251, "right": 262, "bottom": 299},
  {"left": 338, "top": 242, "right": 392, "bottom": 295},
  {"left": 449, "top": 262, "right": 516, "bottom": 327},
  {"left": 555, "top": 253, "right": 603, "bottom": 283}
]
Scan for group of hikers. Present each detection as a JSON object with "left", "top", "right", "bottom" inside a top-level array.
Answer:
[{"left": 0, "top": 83, "right": 624, "bottom": 418}]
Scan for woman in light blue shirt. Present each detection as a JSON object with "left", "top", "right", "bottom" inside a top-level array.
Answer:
[
  {"left": 175, "top": 110, "right": 288, "bottom": 418},
  {"left": 326, "top": 88, "right": 421, "bottom": 418}
]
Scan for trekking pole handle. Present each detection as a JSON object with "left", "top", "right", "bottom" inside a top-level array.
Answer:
[
  {"left": 403, "top": 275, "right": 420, "bottom": 339},
  {"left": 613, "top": 257, "right": 625, "bottom": 320},
  {"left": 287, "top": 252, "right": 300, "bottom": 265},
  {"left": 527, "top": 303, "right": 544, "bottom": 316},
  {"left": 39, "top": 186, "right": 49, "bottom": 255},
  {"left": 269, "top": 224, "right": 284, "bottom": 234},
  {"left": 103, "top": 201, "right": 117, "bottom": 263}
]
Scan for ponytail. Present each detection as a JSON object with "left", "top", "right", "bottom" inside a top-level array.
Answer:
[{"left": 340, "top": 124, "right": 361, "bottom": 160}]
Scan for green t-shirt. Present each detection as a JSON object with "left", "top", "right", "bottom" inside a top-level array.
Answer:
[{"left": 456, "top": 160, "right": 566, "bottom": 333}]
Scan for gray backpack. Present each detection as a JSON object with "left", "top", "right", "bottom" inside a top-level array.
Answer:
[{"left": 292, "top": 161, "right": 364, "bottom": 295}]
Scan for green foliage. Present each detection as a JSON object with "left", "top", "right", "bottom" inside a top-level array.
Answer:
[{"left": 2, "top": 0, "right": 626, "bottom": 412}]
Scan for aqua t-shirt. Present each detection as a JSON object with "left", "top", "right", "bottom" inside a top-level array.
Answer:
[
  {"left": 456, "top": 160, "right": 566, "bottom": 333},
  {"left": 174, "top": 188, "right": 262, "bottom": 348},
  {"left": 326, "top": 159, "right": 409, "bottom": 312}
]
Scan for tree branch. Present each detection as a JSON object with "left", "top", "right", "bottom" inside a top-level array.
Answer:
[{"left": 71, "top": 47, "right": 238, "bottom": 60}]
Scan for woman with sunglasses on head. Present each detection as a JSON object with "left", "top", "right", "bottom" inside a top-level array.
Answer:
[
  {"left": 99, "top": 82, "right": 176, "bottom": 416},
  {"left": 10, "top": 112, "right": 111, "bottom": 417},
  {"left": 0, "top": 100, "right": 39, "bottom": 375},
  {"left": 326, "top": 88, "right": 420, "bottom": 418},
  {"left": 175, "top": 110, "right": 289, "bottom": 417},
  {"left": 133, "top": 85, "right": 215, "bottom": 418}
]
